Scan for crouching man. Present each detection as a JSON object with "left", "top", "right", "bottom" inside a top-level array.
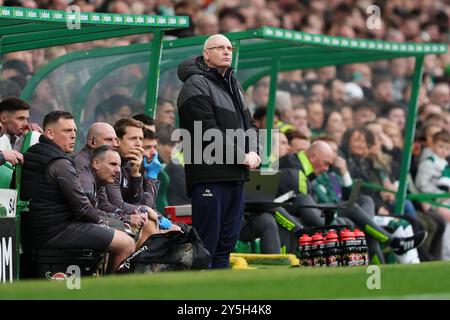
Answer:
[{"left": 20, "top": 111, "right": 135, "bottom": 273}]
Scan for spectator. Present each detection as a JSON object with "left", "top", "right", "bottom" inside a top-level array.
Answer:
[
  {"left": 272, "top": 131, "right": 291, "bottom": 160},
  {"left": 324, "top": 79, "right": 346, "bottom": 109},
  {"left": 1, "top": 59, "right": 31, "bottom": 80},
  {"left": 107, "top": 0, "right": 131, "bottom": 14},
  {"left": 195, "top": 13, "right": 219, "bottom": 35},
  {"left": 382, "top": 120, "right": 404, "bottom": 149},
  {"left": 252, "top": 106, "right": 279, "bottom": 130},
  {"left": 340, "top": 105, "right": 354, "bottom": 130},
  {"left": 306, "top": 80, "right": 326, "bottom": 104},
  {"left": 0, "top": 80, "right": 21, "bottom": 101},
  {"left": 317, "top": 66, "right": 336, "bottom": 84},
  {"left": 390, "top": 58, "right": 410, "bottom": 101},
  {"left": 94, "top": 95, "right": 142, "bottom": 125},
  {"left": 254, "top": 9, "right": 280, "bottom": 28},
  {"left": 251, "top": 77, "right": 270, "bottom": 110},
  {"left": 430, "top": 83, "right": 450, "bottom": 111},
  {"left": 416, "top": 131, "right": 450, "bottom": 222},
  {"left": 132, "top": 113, "right": 156, "bottom": 132},
  {"left": 218, "top": 8, "right": 246, "bottom": 33},
  {"left": 306, "top": 100, "right": 324, "bottom": 136},
  {"left": 372, "top": 76, "right": 395, "bottom": 110},
  {"left": 291, "top": 105, "right": 311, "bottom": 138},
  {"left": 382, "top": 103, "right": 406, "bottom": 131},
  {"left": 322, "top": 109, "right": 346, "bottom": 145},
  {"left": 155, "top": 99, "right": 176, "bottom": 126},
  {"left": 284, "top": 130, "right": 310, "bottom": 154},
  {"left": 352, "top": 99, "right": 377, "bottom": 127},
  {"left": 275, "top": 90, "right": 293, "bottom": 126}
]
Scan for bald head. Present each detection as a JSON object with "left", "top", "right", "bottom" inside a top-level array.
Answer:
[
  {"left": 305, "top": 140, "right": 335, "bottom": 175},
  {"left": 203, "top": 34, "right": 233, "bottom": 75},
  {"left": 87, "top": 122, "right": 119, "bottom": 149},
  {"left": 430, "top": 83, "right": 450, "bottom": 109},
  {"left": 203, "top": 34, "right": 230, "bottom": 51},
  {"left": 196, "top": 14, "right": 219, "bottom": 35}
]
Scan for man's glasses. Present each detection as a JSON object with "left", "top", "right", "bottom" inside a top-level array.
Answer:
[{"left": 205, "top": 45, "right": 235, "bottom": 52}]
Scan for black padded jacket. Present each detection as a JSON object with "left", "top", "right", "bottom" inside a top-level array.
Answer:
[{"left": 177, "top": 55, "right": 258, "bottom": 194}]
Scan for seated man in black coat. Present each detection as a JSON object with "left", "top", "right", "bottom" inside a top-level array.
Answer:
[{"left": 20, "top": 111, "right": 135, "bottom": 273}]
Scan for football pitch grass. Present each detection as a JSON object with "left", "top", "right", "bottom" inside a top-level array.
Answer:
[{"left": 2, "top": 261, "right": 450, "bottom": 300}]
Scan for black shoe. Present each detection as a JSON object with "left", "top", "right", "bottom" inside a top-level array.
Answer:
[{"left": 390, "top": 231, "right": 428, "bottom": 255}]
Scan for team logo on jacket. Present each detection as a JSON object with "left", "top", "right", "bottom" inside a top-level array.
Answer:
[{"left": 202, "top": 189, "right": 214, "bottom": 197}]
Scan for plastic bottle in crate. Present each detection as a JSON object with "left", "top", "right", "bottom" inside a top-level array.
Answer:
[
  {"left": 340, "top": 228, "right": 358, "bottom": 266},
  {"left": 354, "top": 229, "right": 369, "bottom": 266},
  {"left": 311, "top": 232, "right": 327, "bottom": 267},
  {"left": 325, "top": 230, "right": 341, "bottom": 267},
  {"left": 297, "top": 234, "right": 313, "bottom": 267}
]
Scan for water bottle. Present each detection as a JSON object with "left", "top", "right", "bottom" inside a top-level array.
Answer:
[
  {"left": 340, "top": 228, "right": 358, "bottom": 267},
  {"left": 325, "top": 230, "right": 341, "bottom": 267},
  {"left": 354, "top": 229, "right": 369, "bottom": 266},
  {"left": 297, "top": 234, "right": 313, "bottom": 267},
  {"left": 311, "top": 232, "right": 327, "bottom": 267}
]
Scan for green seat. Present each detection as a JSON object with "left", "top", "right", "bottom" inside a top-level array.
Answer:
[{"left": 0, "top": 162, "right": 14, "bottom": 189}]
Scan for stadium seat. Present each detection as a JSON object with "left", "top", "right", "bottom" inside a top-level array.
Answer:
[{"left": 0, "top": 162, "right": 14, "bottom": 189}]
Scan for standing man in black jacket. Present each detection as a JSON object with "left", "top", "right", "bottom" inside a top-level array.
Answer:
[
  {"left": 177, "top": 34, "right": 261, "bottom": 268},
  {"left": 21, "top": 111, "right": 135, "bottom": 273}
]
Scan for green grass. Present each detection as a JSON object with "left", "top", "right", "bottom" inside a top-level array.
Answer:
[{"left": 2, "top": 261, "right": 450, "bottom": 300}]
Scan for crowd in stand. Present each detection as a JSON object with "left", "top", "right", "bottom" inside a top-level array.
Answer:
[{"left": 0, "top": 0, "right": 449, "bottom": 269}]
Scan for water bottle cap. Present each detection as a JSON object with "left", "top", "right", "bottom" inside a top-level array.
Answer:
[
  {"left": 311, "top": 232, "right": 324, "bottom": 244},
  {"left": 299, "top": 234, "right": 312, "bottom": 245},
  {"left": 354, "top": 229, "right": 365, "bottom": 238},
  {"left": 326, "top": 230, "right": 339, "bottom": 243},
  {"left": 340, "top": 228, "right": 355, "bottom": 241}
]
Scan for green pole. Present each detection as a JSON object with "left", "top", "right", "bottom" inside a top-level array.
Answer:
[
  {"left": 262, "top": 56, "right": 279, "bottom": 169},
  {"left": 145, "top": 30, "right": 164, "bottom": 118},
  {"left": 231, "top": 39, "right": 240, "bottom": 71},
  {"left": 394, "top": 55, "right": 424, "bottom": 215}
]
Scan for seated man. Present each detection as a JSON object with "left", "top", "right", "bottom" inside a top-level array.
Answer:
[
  {"left": 20, "top": 111, "right": 135, "bottom": 273},
  {"left": 78, "top": 145, "right": 136, "bottom": 231},
  {"left": 74, "top": 121, "right": 147, "bottom": 230},
  {"left": 106, "top": 118, "right": 158, "bottom": 210},
  {"left": 106, "top": 118, "right": 180, "bottom": 239},
  {"left": 0, "top": 121, "right": 23, "bottom": 166},
  {"left": 278, "top": 140, "right": 427, "bottom": 261},
  {"left": 0, "top": 97, "right": 41, "bottom": 153},
  {"left": 78, "top": 144, "right": 165, "bottom": 249},
  {"left": 73, "top": 122, "right": 119, "bottom": 171}
]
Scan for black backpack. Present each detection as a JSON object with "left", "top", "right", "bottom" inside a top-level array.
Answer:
[{"left": 118, "top": 223, "right": 210, "bottom": 273}]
